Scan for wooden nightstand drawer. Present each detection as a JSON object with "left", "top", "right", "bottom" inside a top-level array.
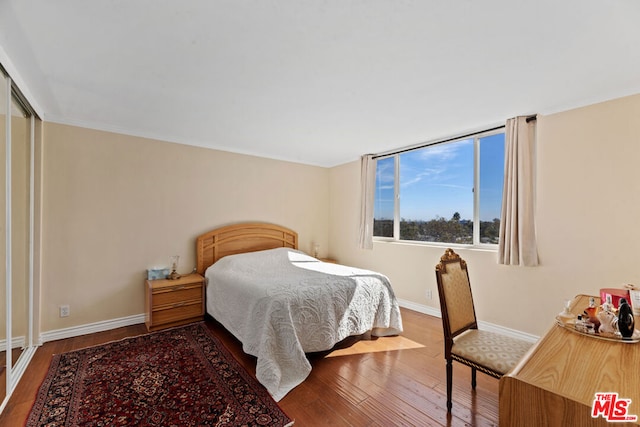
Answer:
[
  {"left": 153, "top": 284, "right": 202, "bottom": 307},
  {"left": 145, "top": 273, "right": 205, "bottom": 332},
  {"left": 150, "top": 300, "right": 203, "bottom": 326}
]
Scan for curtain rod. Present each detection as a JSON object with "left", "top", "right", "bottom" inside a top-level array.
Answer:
[
  {"left": 372, "top": 124, "right": 503, "bottom": 159},
  {"left": 372, "top": 115, "right": 536, "bottom": 160}
]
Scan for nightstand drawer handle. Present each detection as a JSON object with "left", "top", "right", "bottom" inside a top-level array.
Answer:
[
  {"left": 173, "top": 301, "right": 186, "bottom": 308},
  {"left": 174, "top": 285, "right": 185, "bottom": 290}
]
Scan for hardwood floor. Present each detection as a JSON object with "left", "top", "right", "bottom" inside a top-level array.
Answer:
[
  {"left": 0, "top": 308, "right": 498, "bottom": 426},
  {"left": 0, "top": 348, "right": 25, "bottom": 404}
]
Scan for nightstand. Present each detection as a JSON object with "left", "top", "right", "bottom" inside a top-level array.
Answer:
[{"left": 145, "top": 273, "right": 205, "bottom": 332}]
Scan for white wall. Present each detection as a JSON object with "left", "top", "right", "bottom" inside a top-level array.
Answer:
[{"left": 329, "top": 93, "right": 640, "bottom": 337}]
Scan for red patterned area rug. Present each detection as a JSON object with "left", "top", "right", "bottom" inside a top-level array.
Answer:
[{"left": 26, "top": 322, "right": 294, "bottom": 426}]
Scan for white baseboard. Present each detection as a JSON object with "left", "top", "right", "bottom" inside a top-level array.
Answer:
[
  {"left": 37, "top": 302, "right": 538, "bottom": 346},
  {"left": 398, "top": 298, "right": 442, "bottom": 318},
  {"left": 40, "top": 313, "right": 146, "bottom": 344},
  {"left": 477, "top": 319, "right": 539, "bottom": 343},
  {"left": 9, "top": 345, "right": 37, "bottom": 389},
  {"left": 0, "top": 335, "right": 25, "bottom": 350},
  {"left": 397, "top": 298, "right": 539, "bottom": 343}
]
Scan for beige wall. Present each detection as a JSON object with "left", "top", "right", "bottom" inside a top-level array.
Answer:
[
  {"left": 329, "top": 93, "right": 640, "bottom": 337},
  {"left": 40, "top": 123, "right": 330, "bottom": 331},
  {"left": 38, "top": 92, "right": 640, "bottom": 338}
]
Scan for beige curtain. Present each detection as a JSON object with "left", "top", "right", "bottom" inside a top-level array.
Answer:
[
  {"left": 359, "top": 154, "right": 376, "bottom": 250},
  {"left": 498, "top": 116, "right": 538, "bottom": 266}
]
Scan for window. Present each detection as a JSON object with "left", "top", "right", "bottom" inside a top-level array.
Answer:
[{"left": 373, "top": 129, "right": 505, "bottom": 246}]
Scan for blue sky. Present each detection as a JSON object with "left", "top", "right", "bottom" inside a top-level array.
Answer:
[{"left": 375, "top": 133, "right": 504, "bottom": 222}]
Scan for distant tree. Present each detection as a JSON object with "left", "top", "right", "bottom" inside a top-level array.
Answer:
[
  {"left": 400, "top": 219, "right": 420, "bottom": 240},
  {"left": 480, "top": 218, "right": 501, "bottom": 243},
  {"left": 373, "top": 219, "right": 394, "bottom": 237},
  {"left": 384, "top": 214, "right": 499, "bottom": 245}
]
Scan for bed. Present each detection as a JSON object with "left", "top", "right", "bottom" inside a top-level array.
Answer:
[{"left": 196, "top": 222, "right": 403, "bottom": 401}]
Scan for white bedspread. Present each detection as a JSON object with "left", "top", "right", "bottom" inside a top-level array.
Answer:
[{"left": 205, "top": 248, "right": 403, "bottom": 401}]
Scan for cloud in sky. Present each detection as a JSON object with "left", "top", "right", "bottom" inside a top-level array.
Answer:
[
  {"left": 400, "top": 139, "right": 471, "bottom": 189},
  {"left": 374, "top": 135, "right": 503, "bottom": 222}
]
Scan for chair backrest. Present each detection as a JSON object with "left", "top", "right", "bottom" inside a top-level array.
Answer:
[{"left": 435, "top": 249, "right": 478, "bottom": 344}]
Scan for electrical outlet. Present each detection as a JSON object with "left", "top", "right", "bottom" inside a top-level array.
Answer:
[
  {"left": 426, "top": 289, "right": 433, "bottom": 300},
  {"left": 59, "top": 305, "right": 70, "bottom": 317}
]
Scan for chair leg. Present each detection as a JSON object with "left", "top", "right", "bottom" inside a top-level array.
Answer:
[
  {"left": 471, "top": 367, "right": 477, "bottom": 389},
  {"left": 446, "top": 358, "right": 453, "bottom": 413}
]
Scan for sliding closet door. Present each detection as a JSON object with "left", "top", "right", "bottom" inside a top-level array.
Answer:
[
  {"left": 10, "top": 93, "right": 30, "bottom": 377},
  {"left": 0, "top": 69, "right": 36, "bottom": 413},
  {"left": 0, "top": 68, "right": 6, "bottom": 405}
]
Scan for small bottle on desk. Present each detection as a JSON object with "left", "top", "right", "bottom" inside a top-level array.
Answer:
[
  {"left": 575, "top": 315, "right": 596, "bottom": 333},
  {"left": 617, "top": 298, "right": 635, "bottom": 339},
  {"left": 584, "top": 297, "right": 601, "bottom": 333}
]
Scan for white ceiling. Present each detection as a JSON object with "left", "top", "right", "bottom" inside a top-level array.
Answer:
[{"left": 1, "top": 1, "right": 639, "bottom": 167}]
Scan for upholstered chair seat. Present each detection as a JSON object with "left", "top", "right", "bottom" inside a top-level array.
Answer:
[{"left": 451, "top": 329, "right": 532, "bottom": 376}]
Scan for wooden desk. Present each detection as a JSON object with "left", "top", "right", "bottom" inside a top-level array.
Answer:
[{"left": 499, "top": 295, "right": 640, "bottom": 426}]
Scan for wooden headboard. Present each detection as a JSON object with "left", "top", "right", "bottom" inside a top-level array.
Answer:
[{"left": 196, "top": 222, "right": 298, "bottom": 274}]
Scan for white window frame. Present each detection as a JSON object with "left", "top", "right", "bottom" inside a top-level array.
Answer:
[{"left": 373, "top": 127, "right": 505, "bottom": 249}]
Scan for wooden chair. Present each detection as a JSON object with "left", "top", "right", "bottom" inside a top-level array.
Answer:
[{"left": 435, "top": 248, "right": 533, "bottom": 413}]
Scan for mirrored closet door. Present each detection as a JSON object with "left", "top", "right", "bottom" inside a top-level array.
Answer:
[
  {"left": 0, "top": 66, "right": 7, "bottom": 408},
  {"left": 1, "top": 67, "right": 38, "bottom": 414}
]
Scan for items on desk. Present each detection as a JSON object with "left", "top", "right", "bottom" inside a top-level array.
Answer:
[
  {"left": 597, "top": 295, "right": 617, "bottom": 334},
  {"left": 557, "top": 290, "right": 638, "bottom": 339},
  {"left": 618, "top": 298, "right": 635, "bottom": 339},
  {"left": 597, "top": 307, "right": 618, "bottom": 334},
  {"left": 572, "top": 292, "right": 637, "bottom": 338},
  {"left": 583, "top": 297, "right": 601, "bottom": 333},
  {"left": 557, "top": 299, "right": 574, "bottom": 322},
  {"left": 601, "top": 294, "right": 614, "bottom": 313},
  {"left": 575, "top": 314, "right": 598, "bottom": 334},
  {"left": 599, "top": 286, "right": 636, "bottom": 310}
]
